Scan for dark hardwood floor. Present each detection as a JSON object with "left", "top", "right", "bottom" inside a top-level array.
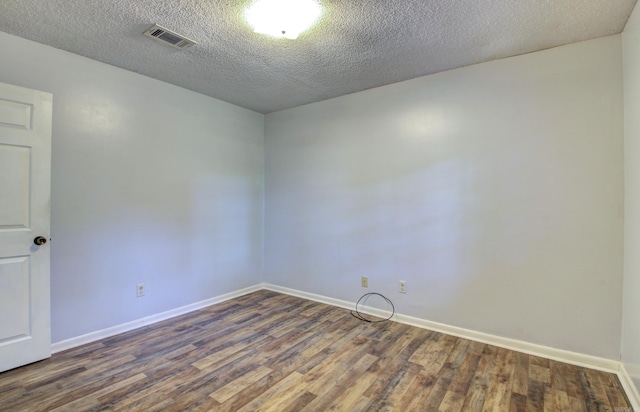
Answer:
[{"left": 0, "top": 290, "right": 632, "bottom": 411}]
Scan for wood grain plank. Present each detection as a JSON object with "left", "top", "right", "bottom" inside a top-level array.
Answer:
[
  {"left": 602, "top": 372, "right": 632, "bottom": 409},
  {"left": 236, "top": 371, "right": 304, "bottom": 412},
  {"left": 438, "top": 390, "right": 466, "bottom": 412},
  {"left": 543, "top": 386, "right": 571, "bottom": 412},
  {"left": 511, "top": 351, "right": 529, "bottom": 396},
  {"left": 209, "top": 365, "right": 273, "bottom": 403},
  {"left": 509, "top": 392, "right": 527, "bottom": 412},
  {"left": 303, "top": 337, "right": 373, "bottom": 395},
  {"left": 50, "top": 372, "right": 147, "bottom": 412},
  {"left": 212, "top": 369, "right": 296, "bottom": 412},
  {"left": 447, "top": 342, "right": 481, "bottom": 395},
  {"left": 300, "top": 353, "right": 378, "bottom": 410},
  {"left": 397, "top": 372, "right": 438, "bottom": 410},
  {"left": 0, "top": 290, "right": 631, "bottom": 412},
  {"left": 460, "top": 344, "right": 497, "bottom": 412},
  {"left": 481, "top": 348, "right": 516, "bottom": 411},
  {"left": 527, "top": 379, "right": 546, "bottom": 411},
  {"left": 326, "top": 371, "right": 378, "bottom": 411},
  {"left": 422, "top": 365, "right": 455, "bottom": 410},
  {"left": 582, "top": 369, "right": 615, "bottom": 411}
]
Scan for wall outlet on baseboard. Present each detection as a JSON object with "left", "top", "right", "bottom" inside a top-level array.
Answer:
[
  {"left": 399, "top": 280, "right": 407, "bottom": 294},
  {"left": 361, "top": 276, "right": 368, "bottom": 288},
  {"left": 137, "top": 283, "right": 145, "bottom": 297}
]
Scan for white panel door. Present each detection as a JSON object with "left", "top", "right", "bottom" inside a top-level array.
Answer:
[{"left": 0, "top": 81, "right": 52, "bottom": 372}]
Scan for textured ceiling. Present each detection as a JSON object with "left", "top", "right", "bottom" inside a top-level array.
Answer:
[{"left": 0, "top": 0, "right": 636, "bottom": 113}]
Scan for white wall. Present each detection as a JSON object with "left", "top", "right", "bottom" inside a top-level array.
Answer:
[
  {"left": 623, "top": 2, "right": 640, "bottom": 392},
  {"left": 0, "top": 32, "right": 264, "bottom": 343},
  {"left": 265, "top": 36, "right": 624, "bottom": 359}
]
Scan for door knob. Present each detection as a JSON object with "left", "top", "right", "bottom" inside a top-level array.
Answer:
[{"left": 34, "top": 236, "right": 47, "bottom": 246}]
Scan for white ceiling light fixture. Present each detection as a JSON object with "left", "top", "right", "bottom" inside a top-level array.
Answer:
[{"left": 245, "top": 0, "right": 322, "bottom": 40}]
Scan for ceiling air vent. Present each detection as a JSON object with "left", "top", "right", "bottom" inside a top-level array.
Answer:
[{"left": 143, "top": 24, "right": 197, "bottom": 49}]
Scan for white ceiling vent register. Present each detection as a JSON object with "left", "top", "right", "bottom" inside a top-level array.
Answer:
[{"left": 143, "top": 24, "right": 197, "bottom": 49}]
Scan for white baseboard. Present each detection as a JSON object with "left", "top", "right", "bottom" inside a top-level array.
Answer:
[
  {"left": 51, "top": 284, "right": 265, "bottom": 354},
  {"left": 263, "top": 283, "right": 620, "bottom": 373},
  {"left": 51, "top": 282, "right": 624, "bottom": 387},
  {"left": 619, "top": 364, "right": 640, "bottom": 411}
]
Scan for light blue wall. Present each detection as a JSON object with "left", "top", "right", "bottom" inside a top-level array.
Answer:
[
  {"left": 623, "top": 0, "right": 640, "bottom": 394},
  {"left": 0, "top": 31, "right": 265, "bottom": 342},
  {"left": 265, "top": 36, "right": 624, "bottom": 359}
]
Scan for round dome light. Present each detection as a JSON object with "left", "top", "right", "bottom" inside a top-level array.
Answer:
[{"left": 245, "top": 0, "right": 322, "bottom": 40}]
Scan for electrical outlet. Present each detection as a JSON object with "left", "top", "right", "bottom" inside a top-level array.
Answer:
[
  {"left": 361, "top": 276, "right": 368, "bottom": 288},
  {"left": 136, "top": 283, "right": 145, "bottom": 297},
  {"left": 399, "top": 280, "right": 407, "bottom": 294}
]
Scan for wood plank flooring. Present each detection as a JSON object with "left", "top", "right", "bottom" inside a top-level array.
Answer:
[{"left": 0, "top": 290, "right": 632, "bottom": 411}]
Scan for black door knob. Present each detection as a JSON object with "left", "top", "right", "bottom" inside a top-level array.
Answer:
[{"left": 34, "top": 236, "right": 47, "bottom": 246}]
